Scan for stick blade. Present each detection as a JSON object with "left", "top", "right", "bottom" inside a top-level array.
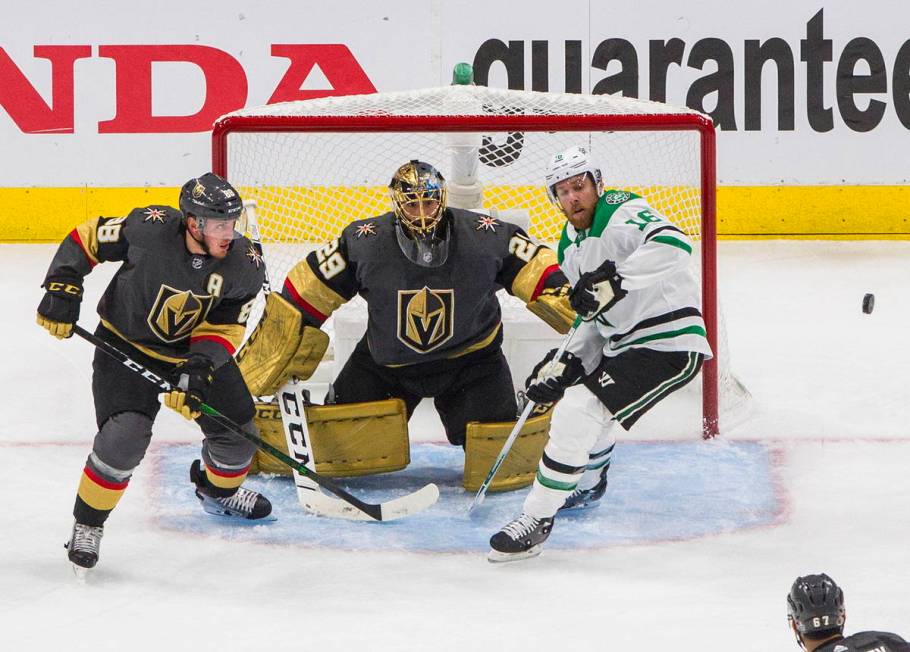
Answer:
[
  {"left": 379, "top": 483, "right": 440, "bottom": 521},
  {"left": 297, "top": 483, "right": 439, "bottom": 522}
]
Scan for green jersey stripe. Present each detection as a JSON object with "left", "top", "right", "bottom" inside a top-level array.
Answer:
[
  {"left": 613, "top": 325, "right": 707, "bottom": 350},
  {"left": 650, "top": 235, "right": 692, "bottom": 254}
]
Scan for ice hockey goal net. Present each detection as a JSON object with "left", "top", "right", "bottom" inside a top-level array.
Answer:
[{"left": 213, "top": 85, "right": 745, "bottom": 437}]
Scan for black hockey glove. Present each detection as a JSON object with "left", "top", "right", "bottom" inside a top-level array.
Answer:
[
  {"left": 36, "top": 276, "right": 83, "bottom": 339},
  {"left": 164, "top": 354, "right": 215, "bottom": 420},
  {"left": 569, "top": 260, "right": 627, "bottom": 320},
  {"left": 525, "top": 348, "right": 586, "bottom": 406}
]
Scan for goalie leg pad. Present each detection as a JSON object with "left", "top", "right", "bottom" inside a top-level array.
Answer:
[
  {"left": 251, "top": 398, "right": 410, "bottom": 477},
  {"left": 236, "top": 292, "right": 329, "bottom": 396},
  {"left": 463, "top": 410, "right": 552, "bottom": 492}
]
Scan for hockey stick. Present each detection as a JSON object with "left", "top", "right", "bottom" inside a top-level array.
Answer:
[
  {"left": 73, "top": 325, "right": 439, "bottom": 521},
  {"left": 468, "top": 317, "right": 581, "bottom": 513},
  {"left": 272, "top": 379, "right": 440, "bottom": 521}
]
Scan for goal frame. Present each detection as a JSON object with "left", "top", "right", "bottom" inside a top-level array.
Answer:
[{"left": 212, "top": 111, "right": 719, "bottom": 438}]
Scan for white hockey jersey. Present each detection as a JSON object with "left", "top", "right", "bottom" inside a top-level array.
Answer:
[{"left": 557, "top": 190, "right": 713, "bottom": 372}]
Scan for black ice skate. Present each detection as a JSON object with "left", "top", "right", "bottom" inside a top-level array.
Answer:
[
  {"left": 190, "top": 459, "right": 273, "bottom": 520},
  {"left": 65, "top": 521, "right": 103, "bottom": 576},
  {"left": 559, "top": 462, "right": 610, "bottom": 512},
  {"left": 488, "top": 513, "right": 554, "bottom": 563}
]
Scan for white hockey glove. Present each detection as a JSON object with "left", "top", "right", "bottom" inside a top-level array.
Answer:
[{"left": 569, "top": 260, "right": 627, "bottom": 320}]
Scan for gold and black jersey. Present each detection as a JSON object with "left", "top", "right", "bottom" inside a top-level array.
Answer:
[
  {"left": 281, "top": 209, "right": 567, "bottom": 367},
  {"left": 42, "top": 205, "right": 266, "bottom": 367}
]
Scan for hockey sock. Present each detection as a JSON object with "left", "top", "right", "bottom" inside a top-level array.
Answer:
[
  {"left": 73, "top": 465, "right": 129, "bottom": 527},
  {"left": 576, "top": 443, "right": 614, "bottom": 490}
]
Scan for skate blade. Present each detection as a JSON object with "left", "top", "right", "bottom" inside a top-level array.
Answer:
[
  {"left": 559, "top": 499, "right": 601, "bottom": 513},
  {"left": 487, "top": 544, "right": 544, "bottom": 564},
  {"left": 71, "top": 564, "right": 90, "bottom": 582},
  {"left": 201, "top": 509, "right": 277, "bottom": 523}
]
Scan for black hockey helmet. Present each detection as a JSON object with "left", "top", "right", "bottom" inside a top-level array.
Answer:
[
  {"left": 179, "top": 173, "right": 245, "bottom": 237},
  {"left": 787, "top": 574, "right": 846, "bottom": 636},
  {"left": 389, "top": 160, "right": 450, "bottom": 267}
]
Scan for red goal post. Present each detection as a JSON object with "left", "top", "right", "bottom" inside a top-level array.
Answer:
[{"left": 212, "top": 88, "right": 723, "bottom": 437}]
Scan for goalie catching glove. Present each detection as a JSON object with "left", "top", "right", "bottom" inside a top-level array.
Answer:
[
  {"left": 569, "top": 259, "right": 626, "bottom": 320},
  {"left": 525, "top": 348, "right": 585, "bottom": 407},
  {"left": 163, "top": 354, "right": 214, "bottom": 420},
  {"left": 36, "top": 276, "right": 83, "bottom": 339}
]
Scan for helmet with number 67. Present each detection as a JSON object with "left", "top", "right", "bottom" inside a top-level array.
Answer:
[
  {"left": 544, "top": 146, "right": 604, "bottom": 206},
  {"left": 787, "top": 573, "right": 846, "bottom": 638}
]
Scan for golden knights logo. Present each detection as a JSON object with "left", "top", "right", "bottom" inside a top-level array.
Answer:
[
  {"left": 397, "top": 287, "right": 454, "bottom": 353},
  {"left": 147, "top": 285, "right": 214, "bottom": 343}
]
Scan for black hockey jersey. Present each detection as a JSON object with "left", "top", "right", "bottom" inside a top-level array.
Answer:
[
  {"left": 281, "top": 209, "right": 567, "bottom": 366},
  {"left": 43, "top": 205, "right": 265, "bottom": 367},
  {"left": 816, "top": 631, "right": 910, "bottom": 652}
]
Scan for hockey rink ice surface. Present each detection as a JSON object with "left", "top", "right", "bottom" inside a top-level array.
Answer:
[{"left": 2, "top": 240, "right": 909, "bottom": 649}]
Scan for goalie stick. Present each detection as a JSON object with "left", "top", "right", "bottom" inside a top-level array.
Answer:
[
  {"left": 468, "top": 317, "right": 581, "bottom": 513},
  {"left": 73, "top": 325, "right": 439, "bottom": 521}
]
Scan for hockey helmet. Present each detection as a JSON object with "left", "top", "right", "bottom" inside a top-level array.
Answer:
[
  {"left": 179, "top": 173, "right": 246, "bottom": 239},
  {"left": 787, "top": 574, "right": 846, "bottom": 636},
  {"left": 389, "top": 160, "right": 448, "bottom": 236},
  {"left": 544, "top": 146, "right": 604, "bottom": 206}
]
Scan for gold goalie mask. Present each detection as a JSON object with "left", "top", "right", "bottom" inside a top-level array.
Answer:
[{"left": 389, "top": 160, "right": 450, "bottom": 268}]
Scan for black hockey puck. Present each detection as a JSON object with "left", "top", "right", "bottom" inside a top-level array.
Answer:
[{"left": 862, "top": 293, "right": 875, "bottom": 314}]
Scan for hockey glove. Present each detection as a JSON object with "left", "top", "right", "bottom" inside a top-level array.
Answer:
[
  {"left": 164, "top": 354, "right": 215, "bottom": 420},
  {"left": 36, "top": 276, "right": 83, "bottom": 339},
  {"left": 525, "top": 348, "right": 586, "bottom": 406},
  {"left": 569, "top": 260, "right": 627, "bottom": 320}
]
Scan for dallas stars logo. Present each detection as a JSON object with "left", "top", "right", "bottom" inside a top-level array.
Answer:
[
  {"left": 246, "top": 244, "right": 263, "bottom": 268},
  {"left": 355, "top": 222, "right": 377, "bottom": 238},
  {"left": 143, "top": 208, "right": 166, "bottom": 223},
  {"left": 475, "top": 216, "right": 499, "bottom": 232}
]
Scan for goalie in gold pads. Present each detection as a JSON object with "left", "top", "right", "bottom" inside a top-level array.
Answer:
[{"left": 241, "top": 160, "right": 575, "bottom": 487}]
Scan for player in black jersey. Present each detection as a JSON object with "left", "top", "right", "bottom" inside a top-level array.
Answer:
[
  {"left": 277, "top": 160, "right": 574, "bottom": 448},
  {"left": 37, "top": 173, "right": 272, "bottom": 573},
  {"left": 787, "top": 573, "right": 909, "bottom": 651}
]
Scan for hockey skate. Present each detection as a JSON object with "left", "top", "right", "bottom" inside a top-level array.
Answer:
[
  {"left": 65, "top": 521, "right": 104, "bottom": 577},
  {"left": 190, "top": 459, "right": 273, "bottom": 520},
  {"left": 488, "top": 513, "right": 554, "bottom": 563},
  {"left": 559, "top": 463, "right": 610, "bottom": 512}
]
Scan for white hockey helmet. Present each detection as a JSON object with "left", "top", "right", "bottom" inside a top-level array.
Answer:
[{"left": 544, "top": 146, "right": 604, "bottom": 206}]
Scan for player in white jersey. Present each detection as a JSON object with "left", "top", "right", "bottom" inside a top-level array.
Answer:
[{"left": 488, "top": 146, "right": 713, "bottom": 562}]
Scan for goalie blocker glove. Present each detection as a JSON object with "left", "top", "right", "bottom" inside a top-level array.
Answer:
[
  {"left": 36, "top": 275, "right": 83, "bottom": 339},
  {"left": 525, "top": 348, "right": 585, "bottom": 406},
  {"left": 568, "top": 259, "right": 626, "bottom": 320}
]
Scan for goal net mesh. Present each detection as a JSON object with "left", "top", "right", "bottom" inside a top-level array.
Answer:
[{"left": 215, "top": 85, "right": 749, "bottom": 435}]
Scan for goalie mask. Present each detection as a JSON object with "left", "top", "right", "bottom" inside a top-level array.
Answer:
[
  {"left": 179, "top": 172, "right": 247, "bottom": 241},
  {"left": 544, "top": 146, "right": 604, "bottom": 207},
  {"left": 389, "top": 160, "right": 450, "bottom": 267}
]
